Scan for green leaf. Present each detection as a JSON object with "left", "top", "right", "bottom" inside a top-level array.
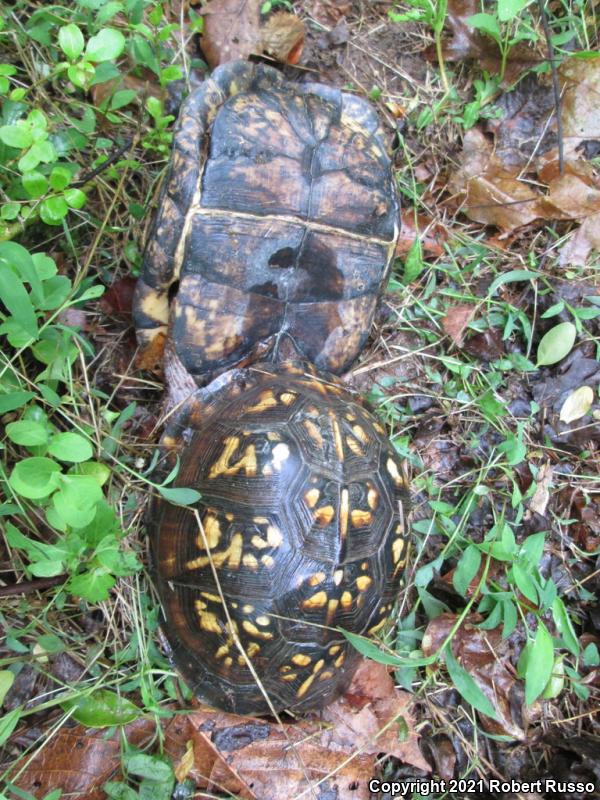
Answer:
[
  {"left": 48, "top": 432, "right": 93, "bottom": 463},
  {"left": 22, "top": 170, "right": 49, "bottom": 198},
  {"left": 104, "top": 781, "right": 139, "bottom": 800},
  {"left": 552, "top": 597, "right": 579, "bottom": 656},
  {"left": 524, "top": 621, "right": 554, "bottom": 704},
  {"left": 9, "top": 457, "right": 61, "bottom": 499},
  {"left": 520, "top": 532, "right": 545, "bottom": 568},
  {"left": 466, "top": 12, "right": 501, "bottom": 39},
  {"left": 157, "top": 486, "right": 202, "bottom": 505},
  {"left": 62, "top": 689, "right": 141, "bottom": 727},
  {"left": 49, "top": 165, "right": 72, "bottom": 191},
  {"left": 6, "top": 420, "right": 49, "bottom": 447},
  {"left": 0, "top": 124, "right": 33, "bottom": 149},
  {"left": 68, "top": 568, "right": 115, "bottom": 602},
  {"left": 0, "top": 269, "right": 37, "bottom": 337},
  {"left": 85, "top": 28, "right": 126, "bottom": 62},
  {"left": 498, "top": 0, "right": 528, "bottom": 21},
  {"left": 40, "top": 196, "right": 69, "bottom": 225},
  {"left": 110, "top": 89, "right": 137, "bottom": 110},
  {"left": 53, "top": 475, "right": 103, "bottom": 527},
  {"left": 512, "top": 563, "right": 538, "bottom": 604},
  {"left": 126, "top": 753, "right": 173, "bottom": 782},
  {"left": 0, "top": 671, "right": 15, "bottom": 705},
  {"left": 0, "top": 391, "right": 35, "bottom": 413},
  {"left": 69, "top": 461, "right": 111, "bottom": 486},
  {"left": 536, "top": 322, "right": 576, "bottom": 366},
  {"left": 403, "top": 238, "right": 425, "bottom": 284},
  {"left": 445, "top": 647, "right": 498, "bottom": 719},
  {"left": 64, "top": 188, "right": 86, "bottom": 209},
  {"left": 453, "top": 545, "right": 481, "bottom": 596},
  {"left": 59, "top": 23, "right": 85, "bottom": 60},
  {"left": 0, "top": 708, "right": 21, "bottom": 746},
  {"left": 342, "top": 629, "right": 437, "bottom": 667}
]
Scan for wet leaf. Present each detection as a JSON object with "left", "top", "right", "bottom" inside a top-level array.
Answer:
[
  {"left": 536, "top": 322, "right": 576, "bottom": 366},
  {"left": 560, "top": 385, "right": 594, "bottom": 423},
  {"left": 442, "top": 303, "right": 476, "bottom": 346}
]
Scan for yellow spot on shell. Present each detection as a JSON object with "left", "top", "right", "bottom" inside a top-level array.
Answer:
[
  {"left": 194, "top": 603, "right": 221, "bottom": 634},
  {"left": 303, "top": 419, "right": 323, "bottom": 448},
  {"left": 209, "top": 437, "right": 257, "bottom": 478},
  {"left": 262, "top": 464, "right": 273, "bottom": 476},
  {"left": 313, "top": 659, "right": 324, "bottom": 674},
  {"left": 386, "top": 457, "right": 403, "bottom": 486},
  {"left": 247, "top": 642, "right": 260, "bottom": 657},
  {"left": 340, "top": 591, "right": 352, "bottom": 608},
  {"left": 352, "top": 425, "right": 368, "bottom": 443},
  {"left": 201, "top": 592, "right": 222, "bottom": 603},
  {"left": 314, "top": 505, "right": 334, "bottom": 526},
  {"left": 243, "top": 553, "right": 259, "bottom": 570},
  {"left": 282, "top": 673, "right": 297, "bottom": 681},
  {"left": 224, "top": 657, "right": 233, "bottom": 668},
  {"left": 245, "top": 390, "right": 278, "bottom": 414},
  {"left": 215, "top": 643, "right": 230, "bottom": 659},
  {"left": 252, "top": 535, "right": 269, "bottom": 549},
  {"left": 261, "top": 554, "right": 274, "bottom": 567},
  {"left": 297, "top": 673, "right": 316, "bottom": 698},
  {"left": 329, "top": 645, "right": 341, "bottom": 655},
  {"left": 267, "top": 431, "right": 282, "bottom": 441},
  {"left": 267, "top": 526, "right": 282, "bottom": 547},
  {"left": 340, "top": 489, "right": 349, "bottom": 540},
  {"left": 319, "top": 670, "right": 334, "bottom": 681},
  {"left": 351, "top": 509, "right": 372, "bottom": 528},
  {"left": 368, "top": 489, "right": 379, "bottom": 510},
  {"left": 326, "top": 598, "right": 339, "bottom": 625},
  {"left": 329, "top": 413, "right": 344, "bottom": 462},
  {"left": 186, "top": 532, "right": 243, "bottom": 571},
  {"left": 243, "top": 604, "right": 254, "bottom": 614},
  {"left": 292, "top": 653, "right": 311, "bottom": 666},
  {"left": 200, "top": 513, "right": 221, "bottom": 549},
  {"left": 346, "top": 436, "right": 364, "bottom": 457},
  {"left": 256, "top": 615, "right": 270, "bottom": 626},
  {"left": 309, "top": 572, "right": 326, "bottom": 586},
  {"left": 304, "top": 488, "right": 320, "bottom": 508},
  {"left": 242, "top": 621, "right": 273, "bottom": 640},
  {"left": 333, "top": 569, "right": 343, "bottom": 585},
  {"left": 280, "top": 392, "right": 297, "bottom": 405},
  {"left": 254, "top": 516, "right": 269, "bottom": 524},
  {"left": 356, "top": 575, "right": 373, "bottom": 592},
  {"left": 392, "top": 538, "right": 405, "bottom": 564},
  {"left": 334, "top": 653, "right": 345, "bottom": 667},
  {"left": 302, "top": 591, "right": 328, "bottom": 609}
]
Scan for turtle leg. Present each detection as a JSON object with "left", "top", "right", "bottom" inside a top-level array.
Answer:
[{"left": 133, "top": 60, "right": 258, "bottom": 365}]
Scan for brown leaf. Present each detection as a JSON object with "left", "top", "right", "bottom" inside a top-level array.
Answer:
[
  {"left": 442, "top": 303, "right": 476, "bottom": 346},
  {"left": 310, "top": 0, "right": 351, "bottom": 25},
  {"left": 422, "top": 613, "right": 525, "bottom": 740},
  {"left": 559, "top": 214, "right": 600, "bottom": 267},
  {"left": 527, "top": 462, "right": 554, "bottom": 517},
  {"left": 200, "top": 1, "right": 304, "bottom": 67},
  {"left": 12, "top": 719, "right": 155, "bottom": 799},
  {"left": 449, "top": 128, "right": 545, "bottom": 232},
  {"left": 395, "top": 211, "right": 447, "bottom": 258},
  {"left": 543, "top": 169, "right": 600, "bottom": 220},
  {"left": 161, "top": 659, "right": 427, "bottom": 799},
  {"left": 559, "top": 55, "right": 600, "bottom": 160},
  {"left": 99, "top": 276, "right": 138, "bottom": 316}
]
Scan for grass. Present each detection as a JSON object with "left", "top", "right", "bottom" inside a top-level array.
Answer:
[{"left": 1, "top": 0, "right": 600, "bottom": 797}]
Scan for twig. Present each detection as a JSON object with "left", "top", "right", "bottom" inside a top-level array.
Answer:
[
  {"left": 0, "top": 574, "right": 67, "bottom": 597},
  {"left": 537, "top": 0, "right": 564, "bottom": 174}
]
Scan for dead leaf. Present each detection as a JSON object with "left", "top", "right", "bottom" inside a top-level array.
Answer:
[
  {"left": 160, "top": 659, "right": 427, "bottom": 799},
  {"left": 559, "top": 55, "right": 600, "bottom": 160},
  {"left": 200, "top": 0, "right": 304, "bottom": 67},
  {"left": 422, "top": 613, "right": 525, "bottom": 740},
  {"left": 310, "top": 0, "right": 351, "bottom": 25},
  {"left": 528, "top": 462, "right": 554, "bottom": 517},
  {"left": 560, "top": 386, "right": 595, "bottom": 424},
  {"left": 99, "top": 276, "right": 138, "bottom": 316},
  {"left": 395, "top": 211, "right": 447, "bottom": 258},
  {"left": 449, "top": 128, "right": 545, "bottom": 232},
  {"left": 442, "top": 303, "right": 476, "bottom": 346},
  {"left": 12, "top": 719, "right": 155, "bottom": 799},
  {"left": 559, "top": 214, "right": 600, "bottom": 267}
]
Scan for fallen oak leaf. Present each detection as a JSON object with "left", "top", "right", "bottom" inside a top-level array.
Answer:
[
  {"left": 442, "top": 303, "right": 476, "bottom": 346},
  {"left": 395, "top": 210, "right": 447, "bottom": 258},
  {"left": 559, "top": 214, "right": 600, "bottom": 267},
  {"left": 200, "top": 0, "right": 304, "bottom": 68}
]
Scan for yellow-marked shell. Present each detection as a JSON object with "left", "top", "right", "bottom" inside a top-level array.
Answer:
[
  {"left": 151, "top": 361, "right": 410, "bottom": 714},
  {"left": 133, "top": 59, "right": 399, "bottom": 383}
]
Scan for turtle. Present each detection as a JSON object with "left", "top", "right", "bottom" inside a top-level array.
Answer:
[
  {"left": 133, "top": 59, "right": 399, "bottom": 386},
  {"left": 151, "top": 360, "right": 410, "bottom": 715}
]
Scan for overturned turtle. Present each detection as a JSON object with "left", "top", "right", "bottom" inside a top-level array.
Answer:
[{"left": 133, "top": 59, "right": 399, "bottom": 384}]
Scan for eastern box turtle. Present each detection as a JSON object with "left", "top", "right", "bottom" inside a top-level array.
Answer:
[
  {"left": 151, "top": 361, "right": 410, "bottom": 715},
  {"left": 133, "top": 59, "right": 399, "bottom": 383}
]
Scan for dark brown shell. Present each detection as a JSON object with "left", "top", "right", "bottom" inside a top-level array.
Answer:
[
  {"left": 133, "top": 60, "right": 399, "bottom": 385},
  {"left": 151, "top": 362, "right": 410, "bottom": 714}
]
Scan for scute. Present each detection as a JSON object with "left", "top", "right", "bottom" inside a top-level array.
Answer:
[{"left": 151, "top": 362, "right": 410, "bottom": 714}]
